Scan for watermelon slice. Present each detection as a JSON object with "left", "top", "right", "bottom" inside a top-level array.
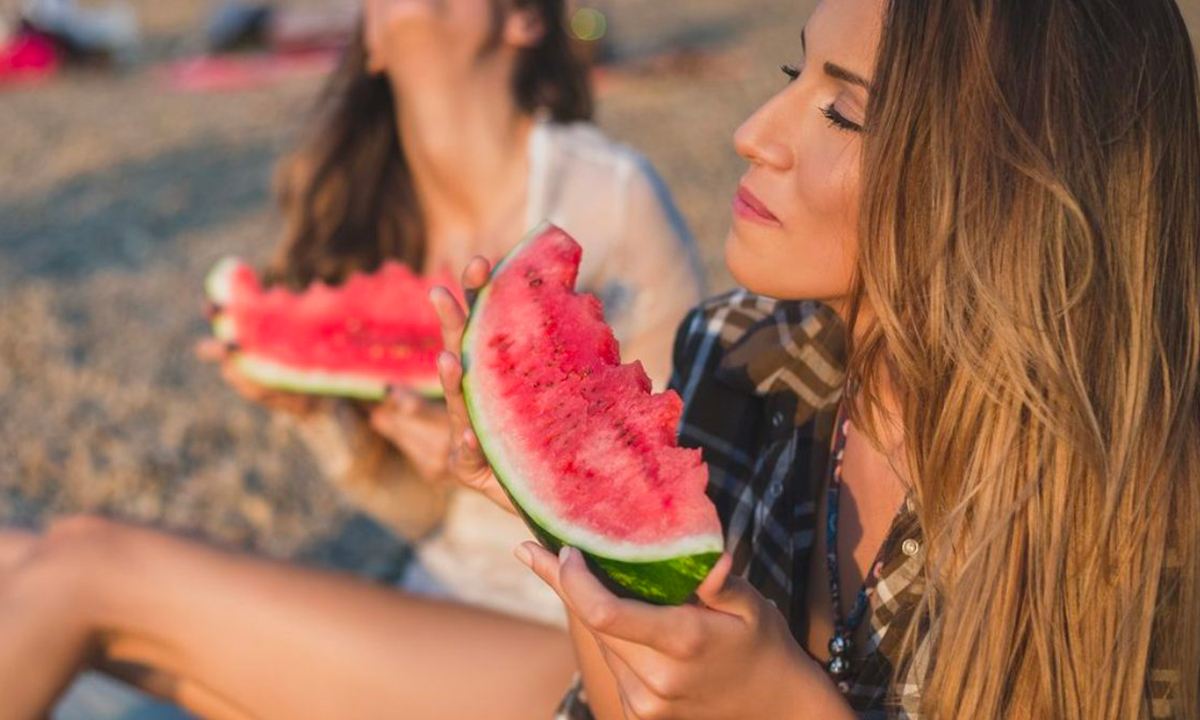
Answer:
[
  {"left": 205, "top": 258, "right": 449, "bottom": 400},
  {"left": 462, "top": 224, "right": 724, "bottom": 605}
]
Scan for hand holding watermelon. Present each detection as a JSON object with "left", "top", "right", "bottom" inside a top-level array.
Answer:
[
  {"left": 429, "top": 256, "right": 519, "bottom": 515},
  {"left": 434, "top": 225, "right": 725, "bottom": 606},
  {"left": 196, "top": 338, "right": 329, "bottom": 419},
  {"left": 367, "top": 386, "right": 455, "bottom": 483},
  {"left": 516, "top": 543, "right": 847, "bottom": 720}
]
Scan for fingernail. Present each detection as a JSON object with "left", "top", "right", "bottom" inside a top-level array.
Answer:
[
  {"left": 438, "top": 352, "right": 455, "bottom": 371},
  {"left": 558, "top": 546, "right": 573, "bottom": 567},
  {"left": 514, "top": 543, "right": 533, "bottom": 567}
]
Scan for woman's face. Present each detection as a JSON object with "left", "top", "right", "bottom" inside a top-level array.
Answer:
[
  {"left": 725, "top": 0, "right": 884, "bottom": 308},
  {"left": 364, "top": 0, "right": 541, "bottom": 81}
]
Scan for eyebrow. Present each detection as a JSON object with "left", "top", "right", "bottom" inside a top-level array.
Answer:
[
  {"left": 800, "top": 29, "right": 872, "bottom": 91},
  {"left": 824, "top": 62, "right": 870, "bottom": 90}
]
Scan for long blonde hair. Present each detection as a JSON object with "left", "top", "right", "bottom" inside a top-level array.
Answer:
[{"left": 851, "top": 0, "right": 1200, "bottom": 716}]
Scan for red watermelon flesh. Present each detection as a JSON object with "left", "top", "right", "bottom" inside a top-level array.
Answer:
[
  {"left": 205, "top": 258, "right": 452, "bottom": 400},
  {"left": 462, "top": 224, "right": 723, "bottom": 604}
]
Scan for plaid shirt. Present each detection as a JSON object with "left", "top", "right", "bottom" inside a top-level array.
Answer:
[{"left": 558, "top": 290, "right": 1178, "bottom": 719}]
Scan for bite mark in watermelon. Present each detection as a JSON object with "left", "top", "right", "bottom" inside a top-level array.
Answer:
[
  {"left": 204, "top": 257, "right": 450, "bottom": 400},
  {"left": 462, "top": 223, "right": 724, "bottom": 605}
]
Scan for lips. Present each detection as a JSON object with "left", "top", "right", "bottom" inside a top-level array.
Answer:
[{"left": 732, "top": 184, "right": 781, "bottom": 225}]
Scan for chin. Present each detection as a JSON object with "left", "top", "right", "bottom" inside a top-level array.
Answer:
[
  {"left": 724, "top": 228, "right": 848, "bottom": 302},
  {"left": 725, "top": 228, "right": 792, "bottom": 299}
]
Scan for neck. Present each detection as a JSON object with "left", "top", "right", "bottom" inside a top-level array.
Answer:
[
  {"left": 831, "top": 297, "right": 908, "bottom": 467},
  {"left": 388, "top": 61, "right": 534, "bottom": 265}
]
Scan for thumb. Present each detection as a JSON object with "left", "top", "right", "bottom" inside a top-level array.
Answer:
[
  {"left": 368, "top": 405, "right": 393, "bottom": 433},
  {"left": 195, "top": 338, "right": 230, "bottom": 362},
  {"left": 385, "top": 386, "right": 423, "bottom": 415},
  {"left": 694, "top": 553, "right": 761, "bottom": 620}
]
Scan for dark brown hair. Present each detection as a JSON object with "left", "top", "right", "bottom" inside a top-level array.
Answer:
[{"left": 269, "top": 0, "right": 592, "bottom": 288}]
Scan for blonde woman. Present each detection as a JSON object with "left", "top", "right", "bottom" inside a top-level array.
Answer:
[{"left": 431, "top": 0, "right": 1200, "bottom": 716}]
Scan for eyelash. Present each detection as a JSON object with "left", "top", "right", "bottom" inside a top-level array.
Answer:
[
  {"left": 781, "top": 64, "right": 863, "bottom": 133},
  {"left": 821, "top": 104, "right": 863, "bottom": 133}
]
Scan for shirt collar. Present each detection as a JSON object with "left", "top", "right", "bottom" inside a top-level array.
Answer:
[{"left": 713, "top": 297, "right": 848, "bottom": 418}]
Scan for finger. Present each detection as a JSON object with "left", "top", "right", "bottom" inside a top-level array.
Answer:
[
  {"left": 371, "top": 408, "right": 451, "bottom": 460},
  {"left": 450, "top": 429, "right": 489, "bottom": 471},
  {"left": 368, "top": 405, "right": 398, "bottom": 436},
  {"left": 557, "top": 547, "right": 689, "bottom": 651},
  {"left": 430, "top": 286, "right": 467, "bottom": 356},
  {"left": 515, "top": 541, "right": 565, "bottom": 597},
  {"left": 693, "top": 553, "right": 760, "bottom": 620},
  {"left": 275, "top": 393, "right": 319, "bottom": 419},
  {"left": 384, "top": 386, "right": 427, "bottom": 416},
  {"left": 195, "top": 338, "right": 230, "bottom": 363},
  {"left": 438, "top": 352, "right": 472, "bottom": 440},
  {"left": 221, "top": 364, "right": 266, "bottom": 401},
  {"left": 461, "top": 256, "right": 491, "bottom": 308},
  {"left": 599, "top": 645, "right": 664, "bottom": 719},
  {"left": 620, "top": 696, "right": 640, "bottom": 720},
  {"left": 222, "top": 366, "right": 318, "bottom": 417}
]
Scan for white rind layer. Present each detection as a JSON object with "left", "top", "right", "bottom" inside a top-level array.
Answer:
[
  {"left": 462, "top": 223, "right": 723, "bottom": 563},
  {"left": 212, "top": 314, "right": 238, "bottom": 343},
  {"left": 205, "top": 256, "right": 243, "bottom": 308},
  {"left": 234, "top": 354, "right": 442, "bottom": 400}
]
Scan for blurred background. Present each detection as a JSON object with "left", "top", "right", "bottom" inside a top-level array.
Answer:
[
  {"left": 0, "top": 0, "right": 825, "bottom": 565},
  {"left": 0, "top": 0, "right": 1198, "bottom": 716}
]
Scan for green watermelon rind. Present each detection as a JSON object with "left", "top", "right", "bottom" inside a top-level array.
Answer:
[
  {"left": 461, "top": 223, "right": 724, "bottom": 606},
  {"left": 204, "top": 258, "right": 444, "bottom": 401}
]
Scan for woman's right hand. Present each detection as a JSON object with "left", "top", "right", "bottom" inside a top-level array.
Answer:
[
  {"left": 429, "top": 257, "right": 516, "bottom": 515},
  {"left": 195, "top": 338, "right": 326, "bottom": 419}
]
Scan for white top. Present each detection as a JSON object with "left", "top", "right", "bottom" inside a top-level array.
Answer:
[
  {"left": 407, "top": 121, "right": 704, "bottom": 626},
  {"left": 295, "top": 120, "right": 704, "bottom": 626},
  {"left": 525, "top": 119, "right": 706, "bottom": 386}
]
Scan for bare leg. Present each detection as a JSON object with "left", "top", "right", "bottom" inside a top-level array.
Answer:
[
  {"left": 0, "top": 529, "right": 36, "bottom": 570},
  {"left": 0, "top": 517, "right": 575, "bottom": 720}
]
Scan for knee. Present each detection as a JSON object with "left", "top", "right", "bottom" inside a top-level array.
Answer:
[
  {"left": 38, "top": 514, "right": 126, "bottom": 567},
  {"left": 43, "top": 514, "right": 122, "bottom": 551},
  {"left": 8, "top": 515, "right": 124, "bottom": 599}
]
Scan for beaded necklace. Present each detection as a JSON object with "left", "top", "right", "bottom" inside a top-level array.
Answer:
[{"left": 823, "top": 406, "right": 891, "bottom": 693}]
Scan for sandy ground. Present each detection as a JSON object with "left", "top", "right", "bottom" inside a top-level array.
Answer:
[{"left": 0, "top": 0, "right": 817, "bottom": 565}]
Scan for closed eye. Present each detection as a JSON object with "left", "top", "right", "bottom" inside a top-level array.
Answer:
[{"left": 821, "top": 104, "right": 862, "bottom": 133}]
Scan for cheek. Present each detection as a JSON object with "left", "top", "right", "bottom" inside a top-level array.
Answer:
[
  {"left": 796, "top": 139, "right": 860, "bottom": 280},
  {"left": 727, "top": 136, "right": 861, "bottom": 302}
]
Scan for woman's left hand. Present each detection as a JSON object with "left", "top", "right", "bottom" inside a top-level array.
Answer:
[
  {"left": 517, "top": 544, "right": 854, "bottom": 720},
  {"left": 368, "top": 388, "right": 453, "bottom": 482}
]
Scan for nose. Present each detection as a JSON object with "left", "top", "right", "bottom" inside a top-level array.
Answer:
[{"left": 734, "top": 90, "right": 796, "bottom": 172}]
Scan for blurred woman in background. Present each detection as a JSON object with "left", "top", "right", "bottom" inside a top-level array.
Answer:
[
  {"left": 201, "top": 0, "right": 702, "bottom": 625},
  {"left": 0, "top": 0, "right": 703, "bottom": 717}
]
